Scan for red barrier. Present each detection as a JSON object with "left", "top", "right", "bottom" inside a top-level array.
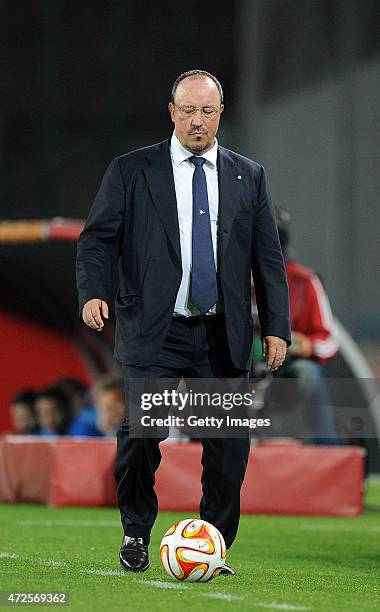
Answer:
[
  {"left": 0, "top": 437, "right": 54, "bottom": 504},
  {"left": 0, "top": 311, "right": 93, "bottom": 433},
  {"left": 0, "top": 437, "right": 365, "bottom": 516},
  {"left": 157, "top": 441, "right": 365, "bottom": 516},
  {"left": 241, "top": 441, "right": 365, "bottom": 516},
  {"left": 50, "top": 439, "right": 116, "bottom": 507}
]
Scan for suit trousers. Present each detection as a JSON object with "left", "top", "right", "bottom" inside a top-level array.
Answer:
[{"left": 114, "top": 313, "right": 250, "bottom": 548}]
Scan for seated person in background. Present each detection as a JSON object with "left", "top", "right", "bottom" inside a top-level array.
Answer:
[
  {"left": 94, "top": 372, "right": 126, "bottom": 437},
  {"left": 252, "top": 207, "right": 339, "bottom": 444},
  {"left": 54, "top": 377, "right": 102, "bottom": 437},
  {"left": 9, "top": 390, "right": 39, "bottom": 435},
  {"left": 35, "top": 386, "right": 72, "bottom": 435},
  {"left": 276, "top": 207, "right": 339, "bottom": 369}
]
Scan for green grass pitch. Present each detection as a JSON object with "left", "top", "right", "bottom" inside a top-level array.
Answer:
[{"left": 1, "top": 481, "right": 379, "bottom": 611}]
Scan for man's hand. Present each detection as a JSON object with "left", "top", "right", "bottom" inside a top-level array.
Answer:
[
  {"left": 288, "top": 331, "right": 313, "bottom": 358},
  {"left": 262, "top": 336, "right": 287, "bottom": 371},
  {"left": 82, "top": 299, "right": 109, "bottom": 332}
]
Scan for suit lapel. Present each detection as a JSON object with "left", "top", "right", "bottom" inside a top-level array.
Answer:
[
  {"left": 143, "top": 141, "right": 241, "bottom": 269},
  {"left": 144, "top": 141, "right": 181, "bottom": 266},
  {"left": 217, "top": 147, "right": 241, "bottom": 264}
]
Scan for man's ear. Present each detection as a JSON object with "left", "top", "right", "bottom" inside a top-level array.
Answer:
[
  {"left": 219, "top": 104, "right": 225, "bottom": 115},
  {"left": 168, "top": 102, "right": 175, "bottom": 123}
]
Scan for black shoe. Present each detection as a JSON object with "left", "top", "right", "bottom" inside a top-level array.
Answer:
[
  {"left": 218, "top": 563, "right": 236, "bottom": 576},
  {"left": 119, "top": 536, "right": 150, "bottom": 572}
]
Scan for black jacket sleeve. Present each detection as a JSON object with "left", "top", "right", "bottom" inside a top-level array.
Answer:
[
  {"left": 251, "top": 165, "right": 291, "bottom": 346},
  {"left": 76, "top": 158, "right": 125, "bottom": 320}
]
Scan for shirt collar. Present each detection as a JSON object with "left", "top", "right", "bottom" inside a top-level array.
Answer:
[{"left": 170, "top": 132, "right": 218, "bottom": 170}]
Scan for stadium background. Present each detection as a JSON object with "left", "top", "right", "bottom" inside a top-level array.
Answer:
[
  {"left": 1, "top": 0, "right": 379, "bottom": 338},
  {"left": 1, "top": 2, "right": 380, "bottom": 610},
  {"left": 0, "top": 2, "right": 379, "bottom": 430},
  {"left": 0, "top": 0, "right": 379, "bottom": 447}
]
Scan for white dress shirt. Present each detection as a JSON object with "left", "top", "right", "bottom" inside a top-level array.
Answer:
[{"left": 170, "top": 132, "right": 219, "bottom": 316}]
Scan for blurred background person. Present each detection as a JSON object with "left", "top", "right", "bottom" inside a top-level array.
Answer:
[
  {"left": 94, "top": 372, "right": 126, "bottom": 437},
  {"left": 275, "top": 206, "right": 339, "bottom": 443},
  {"left": 35, "top": 386, "right": 72, "bottom": 436},
  {"left": 9, "top": 390, "right": 39, "bottom": 435},
  {"left": 275, "top": 205, "right": 339, "bottom": 369},
  {"left": 252, "top": 207, "right": 339, "bottom": 444},
  {"left": 54, "top": 377, "right": 101, "bottom": 437}
]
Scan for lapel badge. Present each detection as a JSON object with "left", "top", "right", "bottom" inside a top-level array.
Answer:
[{"left": 237, "top": 175, "right": 242, "bottom": 180}]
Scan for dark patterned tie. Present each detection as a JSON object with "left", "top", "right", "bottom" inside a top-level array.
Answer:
[{"left": 190, "top": 156, "right": 218, "bottom": 314}]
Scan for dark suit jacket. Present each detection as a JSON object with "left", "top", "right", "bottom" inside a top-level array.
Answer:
[{"left": 76, "top": 139, "right": 291, "bottom": 369}]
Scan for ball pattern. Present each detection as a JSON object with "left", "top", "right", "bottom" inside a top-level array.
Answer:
[{"left": 159, "top": 518, "right": 226, "bottom": 582}]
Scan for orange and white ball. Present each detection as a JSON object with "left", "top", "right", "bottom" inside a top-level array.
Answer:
[{"left": 159, "top": 518, "right": 226, "bottom": 582}]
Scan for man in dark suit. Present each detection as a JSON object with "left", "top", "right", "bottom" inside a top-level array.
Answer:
[{"left": 76, "top": 69, "right": 290, "bottom": 575}]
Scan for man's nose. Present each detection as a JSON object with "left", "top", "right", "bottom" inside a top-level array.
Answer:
[{"left": 191, "top": 109, "right": 204, "bottom": 125}]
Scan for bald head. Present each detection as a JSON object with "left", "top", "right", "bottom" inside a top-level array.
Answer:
[
  {"left": 168, "top": 71, "right": 224, "bottom": 155},
  {"left": 171, "top": 70, "right": 223, "bottom": 104}
]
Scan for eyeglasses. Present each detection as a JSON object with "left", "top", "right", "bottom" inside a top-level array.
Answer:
[{"left": 173, "top": 104, "right": 221, "bottom": 119}]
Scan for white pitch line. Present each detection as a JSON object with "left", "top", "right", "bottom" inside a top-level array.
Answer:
[
  {"left": 137, "top": 580, "right": 243, "bottom": 601},
  {"left": 81, "top": 568, "right": 125, "bottom": 576},
  {"left": 1, "top": 551, "right": 311, "bottom": 611},
  {"left": 1, "top": 550, "right": 124, "bottom": 577},
  {"left": 0, "top": 551, "right": 66, "bottom": 568},
  {"left": 0, "top": 552, "right": 20, "bottom": 559},
  {"left": 16, "top": 519, "right": 120, "bottom": 527},
  {"left": 35, "top": 558, "right": 67, "bottom": 567},
  {"left": 203, "top": 592, "right": 245, "bottom": 601},
  {"left": 253, "top": 603, "right": 310, "bottom": 611},
  {"left": 136, "top": 579, "right": 310, "bottom": 610},
  {"left": 136, "top": 579, "right": 188, "bottom": 590}
]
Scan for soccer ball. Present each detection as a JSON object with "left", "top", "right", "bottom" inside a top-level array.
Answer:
[{"left": 159, "top": 518, "right": 226, "bottom": 582}]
